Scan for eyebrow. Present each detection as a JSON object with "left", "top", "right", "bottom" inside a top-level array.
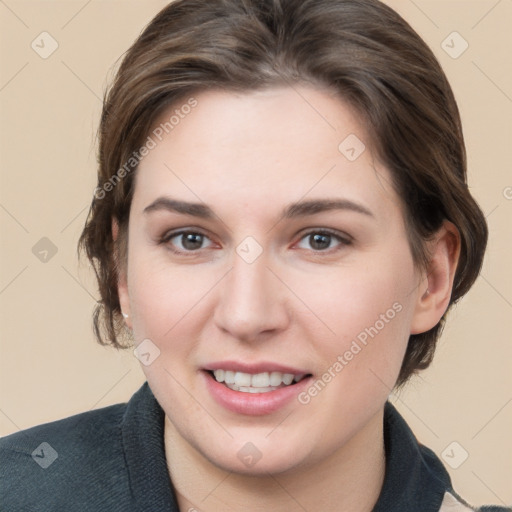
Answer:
[
  {"left": 143, "top": 197, "right": 374, "bottom": 219},
  {"left": 282, "top": 198, "right": 374, "bottom": 218},
  {"left": 144, "top": 197, "right": 214, "bottom": 218}
]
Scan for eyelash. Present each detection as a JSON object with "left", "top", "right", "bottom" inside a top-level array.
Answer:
[
  {"left": 295, "top": 228, "right": 352, "bottom": 252},
  {"left": 160, "top": 228, "right": 352, "bottom": 256}
]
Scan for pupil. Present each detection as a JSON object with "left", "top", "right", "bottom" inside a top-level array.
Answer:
[
  {"left": 182, "top": 233, "right": 203, "bottom": 250},
  {"left": 310, "top": 233, "right": 330, "bottom": 250}
]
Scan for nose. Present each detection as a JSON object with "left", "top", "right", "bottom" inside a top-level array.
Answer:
[{"left": 213, "top": 251, "right": 290, "bottom": 342}]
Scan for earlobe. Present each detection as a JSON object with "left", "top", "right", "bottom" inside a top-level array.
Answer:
[
  {"left": 410, "top": 221, "right": 461, "bottom": 335},
  {"left": 112, "top": 218, "right": 132, "bottom": 329}
]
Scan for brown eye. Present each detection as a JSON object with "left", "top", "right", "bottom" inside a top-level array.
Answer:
[
  {"left": 309, "top": 233, "right": 332, "bottom": 250},
  {"left": 296, "top": 230, "right": 351, "bottom": 252},
  {"left": 164, "top": 231, "right": 213, "bottom": 252}
]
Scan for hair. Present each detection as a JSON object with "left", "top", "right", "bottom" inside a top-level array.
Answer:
[{"left": 79, "top": 0, "right": 488, "bottom": 387}]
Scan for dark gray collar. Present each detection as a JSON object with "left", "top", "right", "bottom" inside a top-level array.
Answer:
[{"left": 121, "top": 383, "right": 452, "bottom": 511}]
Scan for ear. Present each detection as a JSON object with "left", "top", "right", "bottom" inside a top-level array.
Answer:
[
  {"left": 410, "top": 221, "right": 461, "bottom": 335},
  {"left": 112, "top": 218, "right": 132, "bottom": 329}
]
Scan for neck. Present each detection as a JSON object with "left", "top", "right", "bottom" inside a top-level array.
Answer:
[{"left": 164, "top": 408, "right": 385, "bottom": 512}]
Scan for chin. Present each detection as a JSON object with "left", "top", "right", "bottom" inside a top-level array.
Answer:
[{"left": 206, "top": 442, "right": 306, "bottom": 477}]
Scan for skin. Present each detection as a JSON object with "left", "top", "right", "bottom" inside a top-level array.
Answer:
[{"left": 116, "top": 86, "right": 460, "bottom": 511}]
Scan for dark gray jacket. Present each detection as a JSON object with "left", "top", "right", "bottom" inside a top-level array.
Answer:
[{"left": 0, "top": 383, "right": 509, "bottom": 511}]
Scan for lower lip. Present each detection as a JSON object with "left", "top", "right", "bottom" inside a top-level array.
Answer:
[{"left": 202, "top": 371, "right": 313, "bottom": 416}]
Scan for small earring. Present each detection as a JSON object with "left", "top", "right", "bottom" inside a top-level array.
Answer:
[{"left": 122, "top": 311, "right": 129, "bottom": 319}]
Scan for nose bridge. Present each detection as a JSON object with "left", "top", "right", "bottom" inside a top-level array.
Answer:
[
  {"left": 230, "top": 255, "right": 267, "bottom": 303},
  {"left": 214, "top": 248, "right": 288, "bottom": 340}
]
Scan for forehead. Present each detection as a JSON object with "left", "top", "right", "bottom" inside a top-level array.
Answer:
[{"left": 133, "top": 86, "right": 401, "bottom": 221}]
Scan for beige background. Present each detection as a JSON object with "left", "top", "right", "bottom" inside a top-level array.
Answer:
[{"left": 0, "top": 0, "right": 510, "bottom": 507}]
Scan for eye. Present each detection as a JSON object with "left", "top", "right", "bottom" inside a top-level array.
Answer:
[
  {"left": 163, "top": 230, "right": 214, "bottom": 253},
  {"left": 295, "top": 230, "right": 351, "bottom": 252}
]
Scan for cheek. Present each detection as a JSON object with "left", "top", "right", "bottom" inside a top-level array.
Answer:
[
  {"left": 126, "top": 263, "right": 211, "bottom": 391},
  {"left": 126, "top": 251, "right": 222, "bottom": 345},
  {"left": 291, "top": 250, "right": 416, "bottom": 383},
  {"left": 287, "top": 262, "right": 416, "bottom": 443}
]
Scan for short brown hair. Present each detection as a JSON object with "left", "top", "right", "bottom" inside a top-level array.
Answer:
[{"left": 79, "top": 0, "right": 488, "bottom": 386}]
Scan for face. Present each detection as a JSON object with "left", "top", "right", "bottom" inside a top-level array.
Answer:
[{"left": 118, "top": 86, "right": 427, "bottom": 475}]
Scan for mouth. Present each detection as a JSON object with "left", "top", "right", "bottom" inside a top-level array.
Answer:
[
  {"left": 202, "top": 361, "right": 314, "bottom": 415},
  {"left": 207, "top": 369, "right": 312, "bottom": 394}
]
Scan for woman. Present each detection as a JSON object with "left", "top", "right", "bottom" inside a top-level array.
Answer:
[{"left": 1, "top": 0, "right": 508, "bottom": 510}]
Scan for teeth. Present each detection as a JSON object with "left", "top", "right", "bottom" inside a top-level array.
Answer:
[
  {"left": 251, "top": 372, "right": 270, "bottom": 387},
  {"left": 282, "top": 373, "right": 294, "bottom": 385},
  {"left": 234, "top": 371, "right": 252, "bottom": 387},
  {"left": 213, "top": 369, "right": 225, "bottom": 382},
  {"left": 212, "top": 369, "right": 306, "bottom": 391},
  {"left": 269, "top": 371, "right": 282, "bottom": 386}
]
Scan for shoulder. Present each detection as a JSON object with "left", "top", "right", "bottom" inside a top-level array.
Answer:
[
  {"left": 1, "top": 399, "right": 126, "bottom": 442},
  {"left": 0, "top": 402, "right": 132, "bottom": 511},
  {"left": 0, "top": 401, "right": 127, "bottom": 468},
  {"left": 382, "top": 402, "right": 511, "bottom": 512},
  {"left": 418, "top": 444, "right": 511, "bottom": 512},
  {"left": 439, "top": 492, "right": 512, "bottom": 512}
]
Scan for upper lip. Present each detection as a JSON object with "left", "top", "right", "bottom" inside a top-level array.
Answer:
[{"left": 203, "top": 360, "right": 310, "bottom": 375}]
